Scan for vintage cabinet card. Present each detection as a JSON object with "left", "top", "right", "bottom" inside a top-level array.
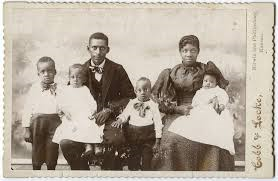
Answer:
[{"left": 3, "top": 2, "right": 274, "bottom": 178}]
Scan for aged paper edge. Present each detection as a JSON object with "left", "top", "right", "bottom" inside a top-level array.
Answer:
[{"left": 2, "top": 2, "right": 275, "bottom": 178}]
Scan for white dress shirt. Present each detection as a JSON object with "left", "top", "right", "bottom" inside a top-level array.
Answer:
[
  {"left": 118, "top": 98, "right": 163, "bottom": 138},
  {"left": 21, "top": 82, "right": 60, "bottom": 127},
  {"left": 91, "top": 59, "right": 106, "bottom": 82}
]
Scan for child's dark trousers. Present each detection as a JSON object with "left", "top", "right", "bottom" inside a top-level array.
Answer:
[
  {"left": 126, "top": 124, "right": 156, "bottom": 171},
  {"left": 30, "top": 113, "right": 61, "bottom": 170}
]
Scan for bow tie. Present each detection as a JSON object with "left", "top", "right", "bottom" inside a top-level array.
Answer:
[
  {"left": 89, "top": 65, "right": 104, "bottom": 74},
  {"left": 134, "top": 102, "right": 150, "bottom": 118},
  {"left": 184, "top": 66, "right": 196, "bottom": 73},
  {"left": 41, "top": 82, "right": 57, "bottom": 95}
]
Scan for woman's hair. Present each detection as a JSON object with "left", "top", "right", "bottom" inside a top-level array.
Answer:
[
  {"left": 68, "top": 64, "right": 86, "bottom": 84},
  {"left": 179, "top": 35, "right": 200, "bottom": 52}
]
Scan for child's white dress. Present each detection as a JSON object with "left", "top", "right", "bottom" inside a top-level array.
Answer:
[
  {"left": 168, "top": 86, "right": 235, "bottom": 154},
  {"left": 52, "top": 85, "right": 104, "bottom": 144}
]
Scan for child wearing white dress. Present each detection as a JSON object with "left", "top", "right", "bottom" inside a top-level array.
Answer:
[
  {"left": 52, "top": 64, "right": 104, "bottom": 157},
  {"left": 168, "top": 73, "right": 235, "bottom": 155}
]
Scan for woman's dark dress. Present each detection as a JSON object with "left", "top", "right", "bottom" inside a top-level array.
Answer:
[{"left": 151, "top": 62, "right": 234, "bottom": 171}]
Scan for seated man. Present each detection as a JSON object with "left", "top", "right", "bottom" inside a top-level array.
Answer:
[{"left": 60, "top": 32, "right": 135, "bottom": 170}]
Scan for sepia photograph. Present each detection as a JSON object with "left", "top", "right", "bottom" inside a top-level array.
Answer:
[{"left": 3, "top": 2, "right": 274, "bottom": 178}]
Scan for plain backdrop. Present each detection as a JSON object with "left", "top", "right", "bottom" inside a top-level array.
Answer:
[
  {"left": 0, "top": 0, "right": 277, "bottom": 180},
  {"left": 10, "top": 1, "right": 246, "bottom": 161}
]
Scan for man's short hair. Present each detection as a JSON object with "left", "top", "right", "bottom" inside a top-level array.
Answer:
[
  {"left": 36, "top": 56, "right": 56, "bottom": 71},
  {"left": 88, "top": 32, "right": 109, "bottom": 46}
]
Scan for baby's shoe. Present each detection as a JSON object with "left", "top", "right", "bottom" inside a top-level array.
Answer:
[{"left": 81, "top": 144, "right": 94, "bottom": 159}]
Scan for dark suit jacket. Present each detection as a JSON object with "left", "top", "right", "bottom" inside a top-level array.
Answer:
[
  {"left": 83, "top": 58, "right": 135, "bottom": 113},
  {"left": 83, "top": 58, "right": 136, "bottom": 145}
]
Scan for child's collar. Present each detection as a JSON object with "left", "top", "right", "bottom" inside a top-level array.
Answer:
[{"left": 136, "top": 98, "right": 151, "bottom": 103}]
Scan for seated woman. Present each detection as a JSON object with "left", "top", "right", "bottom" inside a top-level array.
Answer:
[
  {"left": 168, "top": 65, "right": 235, "bottom": 156},
  {"left": 151, "top": 35, "right": 234, "bottom": 171}
]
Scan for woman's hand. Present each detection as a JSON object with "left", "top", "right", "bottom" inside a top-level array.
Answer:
[
  {"left": 174, "top": 105, "right": 193, "bottom": 115},
  {"left": 210, "top": 97, "right": 220, "bottom": 113},
  {"left": 217, "top": 104, "right": 225, "bottom": 114},
  {"left": 209, "top": 97, "right": 225, "bottom": 114}
]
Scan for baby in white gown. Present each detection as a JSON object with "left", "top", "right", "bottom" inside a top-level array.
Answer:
[
  {"left": 168, "top": 73, "right": 235, "bottom": 154},
  {"left": 52, "top": 64, "right": 104, "bottom": 156}
]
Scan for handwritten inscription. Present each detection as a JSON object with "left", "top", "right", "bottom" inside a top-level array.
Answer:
[
  {"left": 252, "top": 95, "right": 263, "bottom": 128},
  {"left": 251, "top": 145, "right": 262, "bottom": 170},
  {"left": 251, "top": 95, "right": 263, "bottom": 170}
]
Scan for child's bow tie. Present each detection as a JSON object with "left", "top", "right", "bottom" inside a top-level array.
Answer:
[
  {"left": 41, "top": 82, "right": 57, "bottom": 95},
  {"left": 89, "top": 65, "right": 104, "bottom": 74},
  {"left": 133, "top": 102, "right": 150, "bottom": 118}
]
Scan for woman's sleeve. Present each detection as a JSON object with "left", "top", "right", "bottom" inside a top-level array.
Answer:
[
  {"left": 117, "top": 99, "right": 133, "bottom": 122},
  {"left": 152, "top": 68, "right": 176, "bottom": 114},
  {"left": 152, "top": 103, "right": 163, "bottom": 138},
  {"left": 152, "top": 68, "right": 175, "bottom": 100}
]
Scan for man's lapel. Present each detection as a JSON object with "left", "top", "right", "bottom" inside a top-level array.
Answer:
[
  {"left": 85, "top": 59, "right": 94, "bottom": 81},
  {"left": 102, "top": 58, "right": 114, "bottom": 102},
  {"left": 84, "top": 59, "right": 91, "bottom": 76},
  {"left": 84, "top": 59, "right": 98, "bottom": 99}
]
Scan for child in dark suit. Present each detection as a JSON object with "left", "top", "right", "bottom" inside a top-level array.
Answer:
[{"left": 22, "top": 56, "right": 61, "bottom": 170}]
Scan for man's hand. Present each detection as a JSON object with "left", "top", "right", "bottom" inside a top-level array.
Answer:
[
  {"left": 95, "top": 108, "right": 112, "bottom": 126},
  {"left": 174, "top": 105, "right": 193, "bottom": 115},
  {"left": 24, "top": 127, "right": 32, "bottom": 143},
  {"left": 111, "top": 118, "right": 124, "bottom": 128}
]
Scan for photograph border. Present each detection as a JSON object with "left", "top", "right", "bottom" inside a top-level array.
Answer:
[{"left": 3, "top": 2, "right": 274, "bottom": 178}]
